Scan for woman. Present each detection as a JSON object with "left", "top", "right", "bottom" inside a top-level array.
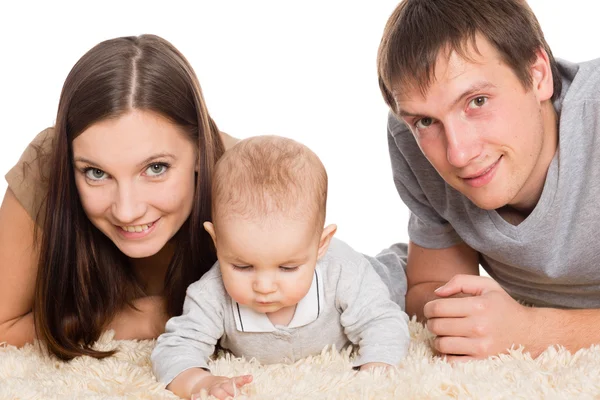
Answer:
[{"left": 0, "top": 34, "right": 237, "bottom": 360}]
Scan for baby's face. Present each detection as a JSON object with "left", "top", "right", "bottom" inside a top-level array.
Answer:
[{"left": 210, "top": 214, "right": 322, "bottom": 315}]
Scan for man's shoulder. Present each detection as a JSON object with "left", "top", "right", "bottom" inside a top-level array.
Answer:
[
  {"left": 559, "top": 58, "right": 600, "bottom": 104},
  {"left": 387, "top": 112, "right": 408, "bottom": 135},
  {"left": 385, "top": 111, "right": 453, "bottom": 201}
]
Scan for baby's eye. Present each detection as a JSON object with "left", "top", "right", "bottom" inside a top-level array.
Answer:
[
  {"left": 279, "top": 266, "right": 299, "bottom": 272},
  {"left": 146, "top": 163, "right": 169, "bottom": 177},
  {"left": 415, "top": 117, "right": 435, "bottom": 129},
  {"left": 232, "top": 265, "right": 252, "bottom": 271},
  {"left": 468, "top": 96, "right": 487, "bottom": 109},
  {"left": 84, "top": 168, "right": 108, "bottom": 181}
]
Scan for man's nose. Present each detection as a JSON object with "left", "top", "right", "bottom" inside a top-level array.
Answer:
[{"left": 444, "top": 118, "right": 483, "bottom": 168}]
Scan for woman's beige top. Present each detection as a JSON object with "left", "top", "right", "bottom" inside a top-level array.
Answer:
[{"left": 5, "top": 128, "right": 55, "bottom": 224}]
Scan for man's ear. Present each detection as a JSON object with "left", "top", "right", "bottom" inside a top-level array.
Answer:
[
  {"left": 317, "top": 224, "right": 337, "bottom": 260},
  {"left": 530, "top": 47, "right": 554, "bottom": 102},
  {"left": 203, "top": 221, "right": 217, "bottom": 247}
]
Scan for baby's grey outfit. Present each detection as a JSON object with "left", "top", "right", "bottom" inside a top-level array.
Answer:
[{"left": 152, "top": 238, "right": 410, "bottom": 384}]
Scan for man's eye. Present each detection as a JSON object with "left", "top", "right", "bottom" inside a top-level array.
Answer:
[
  {"left": 84, "top": 168, "right": 107, "bottom": 181},
  {"left": 415, "top": 117, "right": 434, "bottom": 129},
  {"left": 469, "top": 96, "right": 487, "bottom": 109}
]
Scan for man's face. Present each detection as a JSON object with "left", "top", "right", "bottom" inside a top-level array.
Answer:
[{"left": 394, "top": 36, "right": 556, "bottom": 211}]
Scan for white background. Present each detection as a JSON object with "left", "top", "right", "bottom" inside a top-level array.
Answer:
[{"left": 0, "top": 1, "right": 596, "bottom": 256}]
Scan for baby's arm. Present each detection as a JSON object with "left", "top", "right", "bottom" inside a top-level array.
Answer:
[
  {"left": 358, "top": 362, "right": 391, "bottom": 371},
  {"left": 168, "top": 368, "right": 252, "bottom": 400},
  {"left": 336, "top": 253, "right": 410, "bottom": 368},
  {"left": 152, "top": 269, "right": 253, "bottom": 399}
]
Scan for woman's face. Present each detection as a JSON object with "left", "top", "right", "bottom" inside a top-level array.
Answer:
[{"left": 72, "top": 109, "right": 197, "bottom": 258}]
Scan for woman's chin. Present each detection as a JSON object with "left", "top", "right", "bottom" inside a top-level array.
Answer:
[{"left": 115, "top": 240, "right": 165, "bottom": 259}]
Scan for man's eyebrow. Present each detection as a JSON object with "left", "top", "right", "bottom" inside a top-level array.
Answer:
[
  {"left": 73, "top": 152, "right": 176, "bottom": 168},
  {"left": 398, "top": 81, "right": 496, "bottom": 118},
  {"left": 449, "top": 82, "right": 496, "bottom": 109},
  {"left": 397, "top": 109, "right": 421, "bottom": 118}
]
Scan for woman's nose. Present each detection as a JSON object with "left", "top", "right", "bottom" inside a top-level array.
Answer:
[{"left": 111, "top": 184, "right": 147, "bottom": 224}]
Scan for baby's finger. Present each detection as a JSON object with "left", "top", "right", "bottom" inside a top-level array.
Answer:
[
  {"left": 219, "top": 380, "right": 241, "bottom": 397},
  {"left": 233, "top": 375, "right": 253, "bottom": 387},
  {"left": 210, "top": 386, "right": 232, "bottom": 400}
]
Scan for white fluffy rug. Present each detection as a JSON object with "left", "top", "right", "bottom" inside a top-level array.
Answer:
[{"left": 2, "top": 319, "right": 600, "bottom": 399}]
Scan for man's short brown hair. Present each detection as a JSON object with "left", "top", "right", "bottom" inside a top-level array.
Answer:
[{"left": 377, "top": 0, "right": 562, "bottom": 113}]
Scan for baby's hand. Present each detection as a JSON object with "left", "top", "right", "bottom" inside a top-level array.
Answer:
[
  {"left": 191, "top": 374, "right": 253, "bottom": 400},
  {"left": 359, "top": 362, "right": 391, "bottom": 371}
]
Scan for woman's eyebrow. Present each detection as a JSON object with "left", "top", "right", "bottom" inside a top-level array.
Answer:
[
  {"left": 73, "top": 152, "right": 176, "bottom": 167},
  {"left": 137, "top": 153, "right": 176, "bottom": 167}
]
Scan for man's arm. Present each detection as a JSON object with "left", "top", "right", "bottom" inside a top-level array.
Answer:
[
  {"left": 427, "top": 274, "right": 600, "bottom": 361},
  {"left": 410, "top": 241, "right": 600, "bottom": 360},
  {"left": 406, "top": 240, "right": 479, "bottom": 320},
  {"left": 533, "top": 307, "right": 600, "bottom": 354}
]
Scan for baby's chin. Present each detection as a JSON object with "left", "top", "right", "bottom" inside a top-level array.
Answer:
[{"left": 250, "top": 302, "right": 284, "bottom": 313}]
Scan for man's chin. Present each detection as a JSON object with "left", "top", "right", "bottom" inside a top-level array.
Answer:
[{"left": 467, "top": 193, "right": 509, "bottom": 211}]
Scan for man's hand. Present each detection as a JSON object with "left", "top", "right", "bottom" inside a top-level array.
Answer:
[
  {"left": 191, "top": 374, "right": 253, "bottom": 400},
  {"left": 424, "top": 274, "right": 541, "bottom": 361}
]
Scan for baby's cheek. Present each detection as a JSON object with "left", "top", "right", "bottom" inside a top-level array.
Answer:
[
  {"left": 223, "top": 278, "right": 253, "bottom": 306},
  {"left": 286, "top": 280, "right": 313, "bottom": 303}
]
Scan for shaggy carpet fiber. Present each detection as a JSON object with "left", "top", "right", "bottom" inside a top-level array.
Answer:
[{"left": 2, "top": 319, "right": 600, "bottom": 399}]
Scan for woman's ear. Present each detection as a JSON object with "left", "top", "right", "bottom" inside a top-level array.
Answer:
[{"left": 317, "top": 224, "right": 337, "bottom": 260}]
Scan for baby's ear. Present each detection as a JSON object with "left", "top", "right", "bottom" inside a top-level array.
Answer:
[
  {"left": 317, "top": 224, "right": 337, "bottom": 259},
  {"left": 203, "top": 221, "right": 217, "bottom": 246}
]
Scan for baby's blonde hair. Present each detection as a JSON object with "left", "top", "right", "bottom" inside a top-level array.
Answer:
[{"left": 211, "top": 135, "right": 328, "bottom": 228}]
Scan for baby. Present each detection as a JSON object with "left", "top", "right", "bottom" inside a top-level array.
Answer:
[{"left": 151, "top": 136, "right": 409, "bottom": 399}]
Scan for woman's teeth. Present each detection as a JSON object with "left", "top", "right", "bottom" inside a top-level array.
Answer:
[{"left": 120, "top": 222, "right": 153, "bottom": 232}]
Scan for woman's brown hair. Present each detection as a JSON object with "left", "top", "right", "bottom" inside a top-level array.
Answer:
[{"left": 34, "top": 34, "right": 224, "bottom": 360}]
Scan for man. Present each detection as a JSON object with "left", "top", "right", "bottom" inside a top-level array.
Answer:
[{"left": 377, "top": 0, "right": 600, "bottom": 361}]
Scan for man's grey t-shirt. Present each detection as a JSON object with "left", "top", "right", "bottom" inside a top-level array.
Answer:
[{"left": 388, "top": 58, "right": 600, "bottom": 308}]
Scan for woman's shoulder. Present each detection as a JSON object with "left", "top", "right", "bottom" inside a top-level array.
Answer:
[
  {"left": 220, "top": 131, "right": 239, "bottom": 150},
  {"left": 4, "top": 127, "right": 56, "bottom": 224}
]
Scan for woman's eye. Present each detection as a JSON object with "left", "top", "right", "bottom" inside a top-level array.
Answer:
[
  {"left": 469, "top": 96, "right": 487, "bottom": 109},
  {"left": 85, "top": 168, "right": 107, "bottom": 181},
  {"left": 415, "top": 117, "right": 434, "bottom": 129},
  {"left": 146, "top": 163, "right": 168, "bottom": 177}
]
